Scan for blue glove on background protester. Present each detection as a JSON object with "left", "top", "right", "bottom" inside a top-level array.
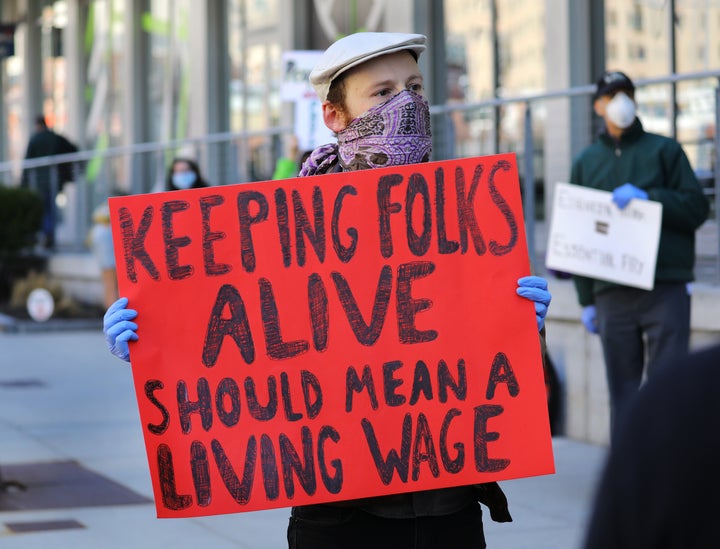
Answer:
[
  {"left": 581, "top": 305, "right": 598, "bottom": 334},
  {"left": 103, "top": 297, "right": 138, "bottom": 362},
  {"left": 612, "top": 183, "right": 647, "bottom": 209},
  {"left": 516, "top": 276, "right": 552, "bottom": 332}
]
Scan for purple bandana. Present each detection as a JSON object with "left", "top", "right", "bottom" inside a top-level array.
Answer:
[
  {"left": 299, "top": 143, "right": 339, "bottom": 177},
  {"left": 299, "top": 90, "right": 432, "bottom": 177},
  {"left": 337, "top": 89, "right": 432, "bottom": 171}
]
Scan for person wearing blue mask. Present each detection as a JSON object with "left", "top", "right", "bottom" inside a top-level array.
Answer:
[
  {"left": 165, "top": 157, "right": 209, "bottom": 191},
  {"left": 571, "top": 70, "right": 709, "bottom": 437},
  {"left": 105, "top": 32, "right": 552, "bottom": 549}
]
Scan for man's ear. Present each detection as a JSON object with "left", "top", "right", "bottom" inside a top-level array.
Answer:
[
  {"left": 322, "top": 102, "right": 348, "bottom": 133},
  {"left": 593, "top": 98, "right": 605, "bottom": 117}
]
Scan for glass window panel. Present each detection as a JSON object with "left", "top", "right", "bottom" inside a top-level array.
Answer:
[
  {"left": 496, "top": 0, "right": 546, "bottom": 95},
  {"left": 604, "top": 0, "right": 670, "bottom": 79},
  {"left": 495, "top": 0, "right": 546, "bottom": 173},
  {"left": 246, "top": 0, "right": 278, "bottom": 30},
  {"left": 443, "top": 0, "right": 494, "bottom": 158},
  {"left": 228, "top": 0, "right": 245, "bottom": 132},
  {"left": 145, "top": 0, "right": 193, "bottom": 145},
  {"left": 85, "top": 0, "right": 125, "bottom": 149},
  {"left": 228, "top": 0, "right": 280, "bottom": 133},
  {"left": 675, "top": 1, "right": 719, "bottom": 73},
  {"left": 674, "top": 0, "right": 718, "bottom": 170},
  {"left": 83, "top": 0, "right": 127, "bottom": 199},
  {"left": 227, "top": 0, "right": 280, "bottom": 181}
]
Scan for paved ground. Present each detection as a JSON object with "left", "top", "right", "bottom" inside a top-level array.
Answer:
[{"left": 0, "top": 329, "right": 608, "bottom": 548}]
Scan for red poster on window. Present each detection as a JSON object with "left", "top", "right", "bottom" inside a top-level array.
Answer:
[{"left": 109, "top": 153, "right": 554, "bottom": 518}]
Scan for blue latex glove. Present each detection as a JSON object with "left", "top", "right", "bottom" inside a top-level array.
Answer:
[
  {"left": 103, "top": 297, "right": 138, "bottom": 362},
  {"left": 581, "top": 305, "right": 598, "bottom": 334},
  {"left": 516, "top": 276, "right": 552, "bottom": 332},
  {"left": 612, "top": 183, "right": 648, "bottom": 209}
]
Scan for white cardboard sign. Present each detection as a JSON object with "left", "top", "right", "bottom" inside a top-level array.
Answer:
[
  {"left": 280, "top": 50, "right": 323, "bottom": 102},
  {"left": 545, "top": 182, "right": 663, "bottom": 290},
  {"left": 280, "top": 50, "right": 336, "bottom": 152}
]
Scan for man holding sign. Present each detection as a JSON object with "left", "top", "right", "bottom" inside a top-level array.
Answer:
[
  {"left": 104, "top": 32, "right": 553, "bottom": 549},
  {"left": 570, "top": 70, "right": 708, "bottom": 435}
]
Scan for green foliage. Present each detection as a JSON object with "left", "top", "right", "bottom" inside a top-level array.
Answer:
[{"left": 0, "top": 185, "right": 43, "bottom": 259}]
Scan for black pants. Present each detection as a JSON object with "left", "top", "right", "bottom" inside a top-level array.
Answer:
[
  {"left": 595, "top": 282, "right": 690, "bottom": 434},
  {"left": 287, "top": 502, "right": 486, "bottom": 549}
]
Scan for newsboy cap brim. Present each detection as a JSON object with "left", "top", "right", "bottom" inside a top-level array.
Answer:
[{"left": 310, "top": 32, "right": 427, "bottom": 102}]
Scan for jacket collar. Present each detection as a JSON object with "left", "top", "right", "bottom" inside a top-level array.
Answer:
[{"left": 599, "top": 117, "right": 644, "bottom": 147}]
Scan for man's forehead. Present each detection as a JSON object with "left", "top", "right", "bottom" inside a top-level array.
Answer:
[
  {"left": 310, "top": 32, "right": 426, "bottom": 102},
  {"left": 344, "top": 51, "right": 421, "bottom": 81}
]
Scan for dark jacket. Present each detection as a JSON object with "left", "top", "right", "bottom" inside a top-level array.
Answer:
[
  {"left": 22, "top": 128, "right": 79, "bottom": 191},
  {"left": 571, "top": 119, "right": 709, "bottom": 306},
  {"left": 584, "top": 343, "right": 720, "bottom": 548}
]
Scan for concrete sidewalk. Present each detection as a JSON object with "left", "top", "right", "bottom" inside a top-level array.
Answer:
[{"left": 0, "top": 329, "right": 607, "bottom": 549}]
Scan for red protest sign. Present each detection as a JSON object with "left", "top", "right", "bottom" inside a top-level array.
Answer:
[{"left": 109, "top": 153, "right": 554, "bottom": 518}]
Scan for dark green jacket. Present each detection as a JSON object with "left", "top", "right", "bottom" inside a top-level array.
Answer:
[{"left": 570, "top": 119, "right": 709, "bottom": 306}]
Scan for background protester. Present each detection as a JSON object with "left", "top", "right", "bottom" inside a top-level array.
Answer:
[
  {"left": 165, "top": 156, "right": 209, "bottom": 191},
  {"left": 570, "top": 70, "right": 708, "bottom": 435},
  {"left": 22, "top": 115, "right": 79, "bottom": 249},
  {"left": 88, "top": 203, "right": 118, "bottom": 309}
]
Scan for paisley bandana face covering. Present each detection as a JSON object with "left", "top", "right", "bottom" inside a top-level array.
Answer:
[{"left": 337, "top": 89, "right": 432, "bottom": 171}]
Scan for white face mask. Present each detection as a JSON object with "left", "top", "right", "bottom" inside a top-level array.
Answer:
[{"left": 605, "top": 92, "right": 636, "bottom": 129}]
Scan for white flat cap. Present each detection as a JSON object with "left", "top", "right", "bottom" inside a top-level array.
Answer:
[{"left": 310, "top": 32, "right": 426, "bottom": 102}]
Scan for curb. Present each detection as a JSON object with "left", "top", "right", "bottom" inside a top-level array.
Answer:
[{"left": 0, "top": 313, "right": 101, "bottom": 334}]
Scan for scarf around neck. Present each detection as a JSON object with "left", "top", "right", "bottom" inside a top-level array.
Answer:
[{"left": 300, "top": 89, "right": 432, "bottom": 176}]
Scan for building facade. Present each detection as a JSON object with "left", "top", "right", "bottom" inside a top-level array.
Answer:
[{"left": 2, "top": 1, "right": 717, "bottom": 194}]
